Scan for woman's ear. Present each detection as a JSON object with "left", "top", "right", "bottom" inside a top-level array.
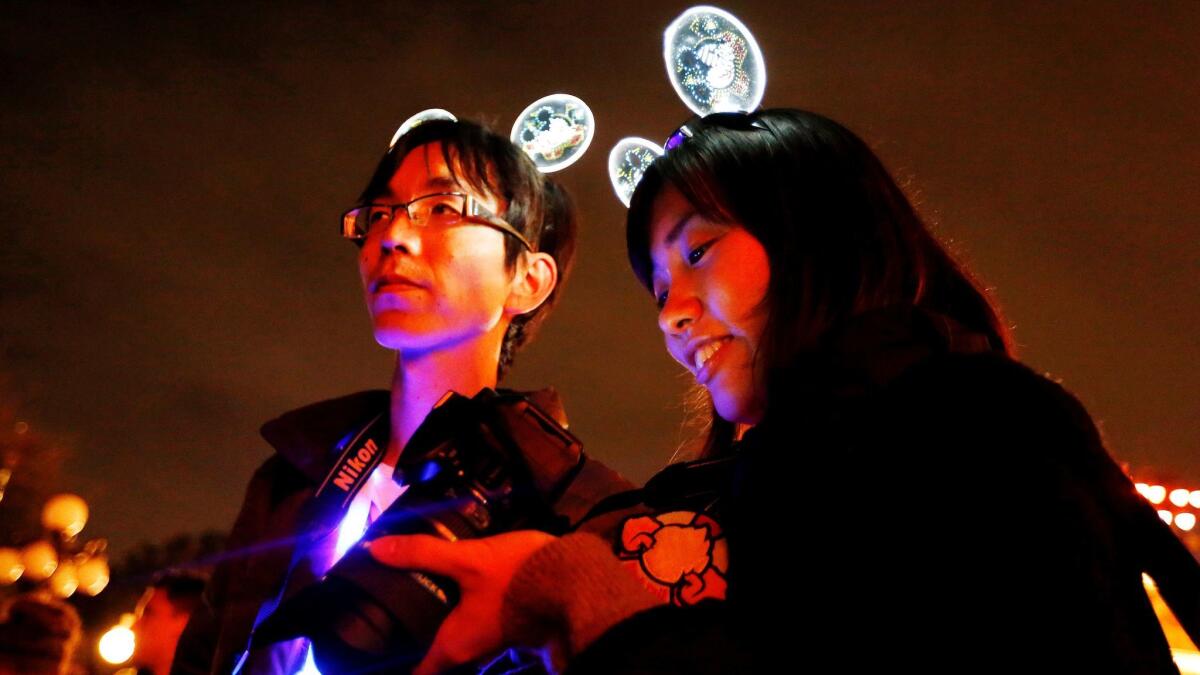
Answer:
[{"left": 504, "top": 252, "right": 558, "bottom": 317}]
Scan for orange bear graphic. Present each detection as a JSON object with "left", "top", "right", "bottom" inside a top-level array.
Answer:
[{"left": 617, "top": 510, "right": 728, "bottom": 606}]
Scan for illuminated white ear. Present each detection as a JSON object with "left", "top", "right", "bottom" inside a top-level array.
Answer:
[
  {"left": 608, "top": 137, "right": 665, "bottom": 208},
  {"left": 664, "top": 6, "right": 766, "bottom": 115},
  {"left": 388, "top": 109, "right": 457, "bottom": 149},
  {"left": 511, "top": 94, "right": 596, "bottom": 173}
]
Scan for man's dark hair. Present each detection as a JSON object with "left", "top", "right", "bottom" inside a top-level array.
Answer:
[
  {"left": 150, "top": 571, "right": 207, "bottom": 615},
  {"left": 357, "top": 118, "right": 578, "bottom": 378}
]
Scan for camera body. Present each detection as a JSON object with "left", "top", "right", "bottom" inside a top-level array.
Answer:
[{"left": 252, "top": 388, "right": 583, "bottom": 674}]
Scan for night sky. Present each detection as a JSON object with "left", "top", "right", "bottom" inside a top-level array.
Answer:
[{"left": 2, "top": 1, "right": 1197, "bottom": 556}]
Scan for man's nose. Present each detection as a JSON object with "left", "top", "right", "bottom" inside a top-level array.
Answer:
[{"left": 380, "top": 210, "right": 421, "bottom": 255}]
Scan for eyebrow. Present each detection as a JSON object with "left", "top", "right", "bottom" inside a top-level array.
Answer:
[
  {"left": 423, "top": 176, "right": 461, "bottom": 192},
  {"left": 662, "top": 212, "right": 695, "bottom": 247}
]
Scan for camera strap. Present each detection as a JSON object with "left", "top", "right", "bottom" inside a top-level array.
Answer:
[{"left": 313, "top": 410, "right": 391, "bottom": 513}]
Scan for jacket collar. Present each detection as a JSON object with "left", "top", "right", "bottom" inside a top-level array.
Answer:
[
  {"left": 259, "top": 390, "right": 391, "bottom": 483},
  {"left": 258, "top": 387, "right": 572, "bottom": 484}
]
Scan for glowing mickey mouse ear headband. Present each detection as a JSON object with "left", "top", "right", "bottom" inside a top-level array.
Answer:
[
  {"left": 510, "top": 93, "right": 596, "bottom": 173},
  {"left": 664, "top": 5, "right": 766, "bottom": 116},
  {"left": 608, "top": 5, "right": 766, "bottom": 206},
  {"left": 388, "top": 108, "right": 457, "bottom": 150},
  {"left": 386, "top": 95, "right": 596, "bottom": 174},
  {"left": 609, "top": 138, "right": 665, "bottom": 208}
]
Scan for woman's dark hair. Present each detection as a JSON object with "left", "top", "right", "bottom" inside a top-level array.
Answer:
[
  {"left": 357, "top": 118, "right": 578, "bottom": 378},
  {"left": 626, "top": 108, "right": 1012, "bottom": 456}
]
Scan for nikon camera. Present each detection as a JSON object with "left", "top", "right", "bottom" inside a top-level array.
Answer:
[{"left": 252, "top": 388, "right": 585, "bottom": 674}]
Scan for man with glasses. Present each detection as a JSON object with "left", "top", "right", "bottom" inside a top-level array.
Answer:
[{"left": 172, "top": 117, "right": 625, "bottom": 675}]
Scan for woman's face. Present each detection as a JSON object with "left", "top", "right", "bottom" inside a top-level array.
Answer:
[{"left": 647, "top": 186, "right": 770, "bottom": 424}]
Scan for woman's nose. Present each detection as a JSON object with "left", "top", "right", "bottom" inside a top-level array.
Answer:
[{"left": 657, "top": 286, "right": 701, "bottom": 337}]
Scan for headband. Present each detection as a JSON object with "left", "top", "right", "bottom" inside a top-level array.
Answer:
[{"left": 608, "top": 5, "right": 767, "bottom": 206}]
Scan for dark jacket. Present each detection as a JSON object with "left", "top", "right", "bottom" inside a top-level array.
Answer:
[
  {"left": 173, "top": 390, "right": 632, "bottom": 675},
  {"left": 569, "top": 308, "right": 1197, "bottom": 674}
]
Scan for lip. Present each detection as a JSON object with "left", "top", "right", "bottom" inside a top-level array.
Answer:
[
  {"left": 683, "top": 335, "right": 734, "bottom": 385},
  {"left": 371, "top": 273, "right": 426, "bottom": 293}
]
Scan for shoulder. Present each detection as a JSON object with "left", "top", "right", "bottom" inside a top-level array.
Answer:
[{"left": 886, "top": 351, "right": 1107, "bottom": 457}]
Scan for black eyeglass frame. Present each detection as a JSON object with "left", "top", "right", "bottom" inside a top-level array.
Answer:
[{"left": 340, "top": 191, "right": 534, "bottom": 251}]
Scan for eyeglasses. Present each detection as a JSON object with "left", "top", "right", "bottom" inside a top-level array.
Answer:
[
  {"left": 341, "top": 192, "right": 533, "bottom": 251},
  {"left": 663, "top": 111, "right": 771, "bottom": 151}
]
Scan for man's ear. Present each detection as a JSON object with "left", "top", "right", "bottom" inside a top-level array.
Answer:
[{"left": 505, "top": 252, "right": 558, "bottom": 317}]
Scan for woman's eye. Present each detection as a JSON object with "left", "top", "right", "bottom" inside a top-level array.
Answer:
[
  {"left": 654, "top": 289, "right": 668, "bottom": 309},
  {"left": 687, "top": 240, "right": 714, "bottom": 265}
]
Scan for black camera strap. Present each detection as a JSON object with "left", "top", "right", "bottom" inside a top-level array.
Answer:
[
  {"left": 313, "top": 410, "right": 391, "bottom": 513},
  {"left": 238, "top": 412, "right": 391, "bottom": 674}
]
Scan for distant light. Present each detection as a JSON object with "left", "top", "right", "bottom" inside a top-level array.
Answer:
[
  {"left": 1174, "top": 648, "right": 1200, "bottom": 675},
  {"left": 99, "top": 617, "right": 136, "bottom": 664},
  {"left": 1175, "top": 513, "right": 1197, "bottom": 532},
  {"left": 48, "top": 561, "right": 78, "bottom": 598},
  {"left": 0, "top": 548, "right": 23, "bottom": 584},
  {"left": 1158, "top": 510, "right": 1174, "bottom": 525},
  {"left": 1135, "top": 483, "right": 1151, "bottom": 498},
  {"left": 76, "top": 556, "right": 110, "bottom": 596},
  {"left": 1190, "top": 491, "right": 1200, "bottom": 509},
  {"left": 42, "top": 493, "right": 88, "bottom": 537},
  {"left": 1147, "top": 485, "right": 1167, "bottom": 504},
  {"left": 21, "top": 540, "right": 57, "bottom": 581},
  {"left": 1170, "top": 489, "right": 1191, "bottom": 507}
]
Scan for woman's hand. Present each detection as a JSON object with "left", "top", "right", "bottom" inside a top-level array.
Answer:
[{"left": 368, "top": 530, "right": 557, "bottom": 675}]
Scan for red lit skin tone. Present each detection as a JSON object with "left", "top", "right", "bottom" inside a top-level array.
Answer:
[
  {"left": 649, "top": 186, "right": 769, "bottom": 425},
  {"left": 131, "top": 589, "right": 192, "bottom": 675},
  {"left": 369, "top": 187, "right": 772, "bottom": 673},
  {"left": 358, "top": 143, "right": 557, "bottom": 463},
  {"left": 363, "top": 143, "right": 556, "bottom": 674},
  {"left": 369, "top": 531, "right": 554, "bottom": 675}
]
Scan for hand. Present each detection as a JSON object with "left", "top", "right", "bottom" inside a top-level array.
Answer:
[{"left": 368, "top": 530, "right": 556, "bottom": 675}]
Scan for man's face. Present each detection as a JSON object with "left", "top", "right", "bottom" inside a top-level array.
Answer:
[
  {"left": 358, "top": 143, "right": 517, "bottom": 355},
  {"left": 131, "top": 589, "right": 190, "bottom": 672}
]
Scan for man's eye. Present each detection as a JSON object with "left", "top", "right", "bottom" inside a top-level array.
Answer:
[
  {"left": 687, "top": 240, "right": 714, "bottom": 265},
  {"left": 425, "top": 197, "right": 464, "bottom": 218},
  {"left": 368, "top": 209, "right": 391, "bottom": 225}
]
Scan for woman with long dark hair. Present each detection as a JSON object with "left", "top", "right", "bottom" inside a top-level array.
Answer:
[{"left": 370, "top": 108, "right": 1197, "bottom": 674}]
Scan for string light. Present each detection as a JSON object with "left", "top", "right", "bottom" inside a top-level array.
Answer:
[{"left": 1175, "top": 513, "right": 1196, "bottom": 532}]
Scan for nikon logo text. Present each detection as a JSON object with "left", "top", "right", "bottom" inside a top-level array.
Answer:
[{"left": 332, "top": 438, "right": 380, "bottom": 492}]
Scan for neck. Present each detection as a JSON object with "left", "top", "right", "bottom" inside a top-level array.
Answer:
[{"left": 385, "top": 331, "right": 503, "bottom": 464}]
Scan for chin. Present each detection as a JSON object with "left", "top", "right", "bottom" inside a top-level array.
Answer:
[
  {"left": 371, "top": 323, "right": 435, "bottom": 353},
  {"left": 711, "top": 390, "right": 765, "bottom": 426}
]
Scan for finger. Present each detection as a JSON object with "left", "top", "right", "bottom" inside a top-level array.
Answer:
[
  {"left": 366, "top": 534, "right": 468, "bottom": 577},
  {"left": 412, "top": 646, "right": 457, "bottom": 675},
  {"left": 412, "top": 617, "right": 483, "bottom": 675}
]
